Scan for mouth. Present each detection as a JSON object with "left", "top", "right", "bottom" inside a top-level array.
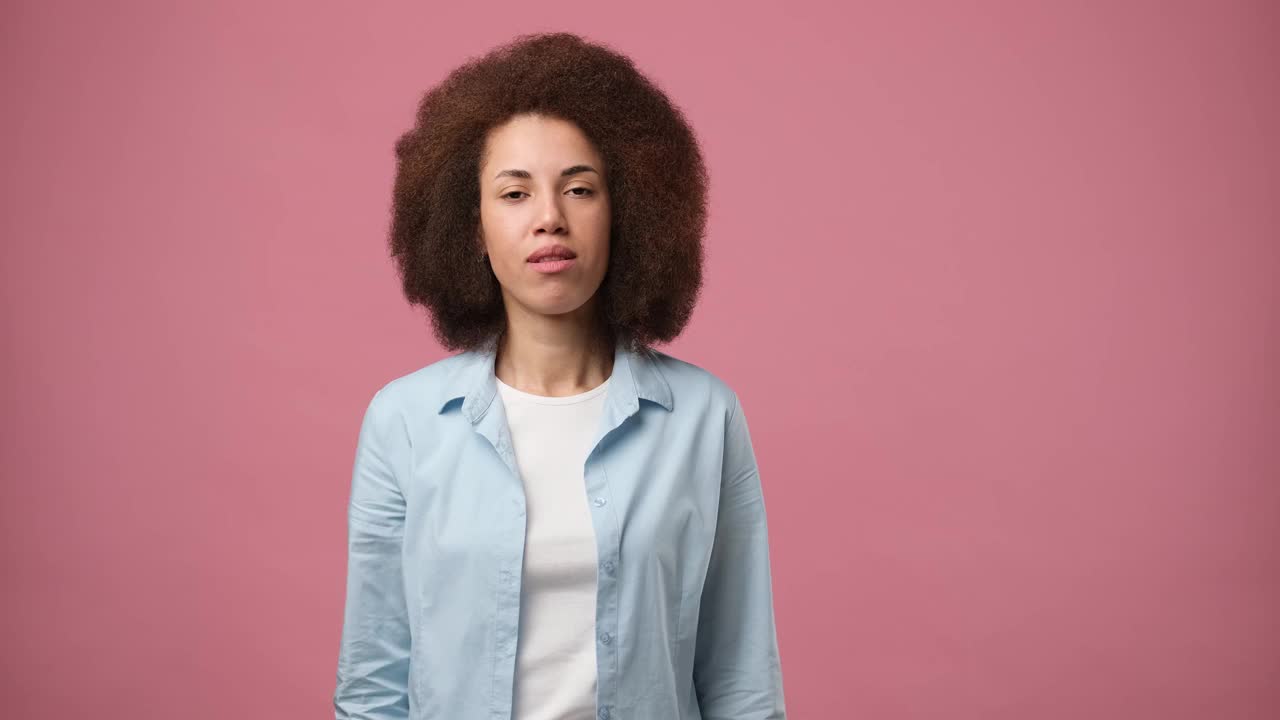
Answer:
[
  {"left": 527, "top": 256, "right": 577, "bottom": 274},
  {"left": 526, "top": 244, "right": 578, "bottom": 263}
]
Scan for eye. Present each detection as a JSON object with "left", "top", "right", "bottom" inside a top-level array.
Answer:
[
  {"left": 567, "top": 187, "right": 594, "bottom": 197},
  {"left": 502, "top": 191, "right": 527, "bottom": 200}
]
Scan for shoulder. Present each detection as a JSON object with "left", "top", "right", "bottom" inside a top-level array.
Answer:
[
  {"left": 641, "top": 347, "right": 741, "bottom": 419},
  {"left": 363, "top": 352, "right": 473, "bottom": 416},
  {"left": 647, "top": 349, "right": 757, "bottom": 471}
]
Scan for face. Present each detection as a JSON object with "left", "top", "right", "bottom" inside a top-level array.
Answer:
[{"left": 477, "top": 113, "right": 611, "bottom": 322}]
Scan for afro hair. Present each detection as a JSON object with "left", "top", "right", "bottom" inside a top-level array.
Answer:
[{"left": 388, "top": 31, "right": 710, "bottom": 353}]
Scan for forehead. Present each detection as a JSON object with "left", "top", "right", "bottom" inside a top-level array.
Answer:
[{"left": 482, "top": 114, "right": 602, "bottom": 173}]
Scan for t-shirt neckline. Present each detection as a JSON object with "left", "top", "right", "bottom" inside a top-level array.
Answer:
[{"left": 495, "top": 376, "right": 611, "bottom": 405}]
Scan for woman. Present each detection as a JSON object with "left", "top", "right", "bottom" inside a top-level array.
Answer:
[{"left": 335, "top": 32, "right": 786, "bottom": 720}]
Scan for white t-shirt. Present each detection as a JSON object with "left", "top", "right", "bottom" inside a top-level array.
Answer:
[{"left": 496, "top": 374, "right": 611, "bottom": 720}]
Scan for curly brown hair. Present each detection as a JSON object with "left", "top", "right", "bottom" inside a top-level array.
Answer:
[{"left": 388, "top": 32, "right": 709, "bottom": 354}]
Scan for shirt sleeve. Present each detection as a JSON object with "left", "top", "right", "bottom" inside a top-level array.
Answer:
[
  {"left": 693, "top": 390, "right": 788, "bottom": 719},
  {"left": 334, "top": 388, "right": 412, "bottom": 719}
]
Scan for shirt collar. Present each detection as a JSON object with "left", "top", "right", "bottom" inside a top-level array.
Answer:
[{"left": 436, "top": 334, "right": 674, "bottom": 422}]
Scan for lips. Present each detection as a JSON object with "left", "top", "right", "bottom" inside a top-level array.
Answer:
[{"left": 527, "top": 244, "right": 578, "bottom": 263}]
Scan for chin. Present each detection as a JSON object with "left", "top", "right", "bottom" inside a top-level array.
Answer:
[
  {"left": 534, "top": 300, "right": 590, "bottom": 316},
  {"left": 521, "top": 289, "right": 598, "bottom": 317}
]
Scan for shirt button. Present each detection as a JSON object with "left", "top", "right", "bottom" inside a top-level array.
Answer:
[
  {"left": 592, "top": 497, "right": 607, "bottom": 507},
  {"left": 599, "top": 631, "right": 612, "bottom": 645},
  {"left": 598, "top": 707, "right": 611, "bottom": 720},
  {"left": 602, "top": 560, "right": 615, "bottom": 575}
]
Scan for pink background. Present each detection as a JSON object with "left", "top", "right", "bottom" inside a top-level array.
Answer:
[{"left": 3, "top": 1, "right": 1277, "bottom": 717}]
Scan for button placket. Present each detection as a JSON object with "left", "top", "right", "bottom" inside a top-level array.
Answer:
[{"left": 585, "top": 458, "right": 619, "bottom": 720}]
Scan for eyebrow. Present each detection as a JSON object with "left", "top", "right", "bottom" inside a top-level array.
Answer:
[{"left": 492, "top": 164, "right": 600, "bottom": 181}]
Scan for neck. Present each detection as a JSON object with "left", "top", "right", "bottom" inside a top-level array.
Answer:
[{"left": 494, "top": 300, "right": 615, "bottom": 397}]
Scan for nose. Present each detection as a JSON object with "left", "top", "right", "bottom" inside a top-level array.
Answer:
[{"left": 534, "top": 192, "right": 567, "bottom": 235}]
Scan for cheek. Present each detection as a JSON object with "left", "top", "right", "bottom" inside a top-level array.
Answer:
[
  {"left": 584, "top": 207, "right": 611, "bottom": 259},
  {"left": 478, "top": 215, "right": 520, "bottom": 260},
  {"left": 590, "top": 201, "right": 611, "bottom": 231}
]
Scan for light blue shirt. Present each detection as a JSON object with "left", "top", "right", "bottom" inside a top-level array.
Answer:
[{"left": 334, "top": 337, "right": 787, "bottom": 719}]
